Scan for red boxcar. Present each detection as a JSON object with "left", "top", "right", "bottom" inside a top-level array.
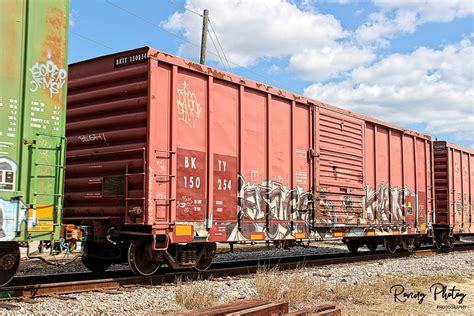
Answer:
[
  {"left": 64, "top": 47, "right": 441, "bottom": 274},
  {"left": 433, "top": 141, "right": 473, "bottom": 246}
]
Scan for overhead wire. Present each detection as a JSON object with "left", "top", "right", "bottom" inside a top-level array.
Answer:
[
  {"left": 206, "top": 29, "right": 228, "bottom": 71},
  {"left": 70, "top": 30, "right": 116, "bottom": 52},
  {"left": 208, "top": 19, "right": 231, "bottom": 70},
  {"left": 105, "top": 0, "right": 286, "bottom": 89},
  {"left": 168, "top": 0, "right": 203, "bottom": 17},
  {"left": 105, "top": 0, "right": 211, "bottom": 54},
  {"left": 168, "top": 0, "right": 231, "bottom": 70}
]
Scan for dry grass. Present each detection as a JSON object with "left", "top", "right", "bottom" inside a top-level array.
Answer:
[
  {"left": 254, "top": 267, "right": 288, "bottom": 301},
  {"left": 254, "top": 268, "right": 468, "bottom": 313},
  {"left": 255, "top": 267, "right": 323, "bottom": 309},
  {"left": 175, "top": 279, "right": 220, "bottom": 310},
  {"left": 287, "top": 274, "right": 320, "bottom": 307}
]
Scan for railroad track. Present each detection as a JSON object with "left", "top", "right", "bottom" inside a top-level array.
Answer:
[{"left": 1, "top": 243, "right": 473, "bottom": 301}]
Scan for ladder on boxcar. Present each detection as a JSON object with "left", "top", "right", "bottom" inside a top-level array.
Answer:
[
  {"left": 153, "top": 149, "right": 176, "bottom": 220},
  {"left": 29, "top": 132, "right": 66, "bottom": 232}
]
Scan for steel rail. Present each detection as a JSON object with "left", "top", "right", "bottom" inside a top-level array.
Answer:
[{"left": 1, "top": 243, "right": 473, "bottom": 300}]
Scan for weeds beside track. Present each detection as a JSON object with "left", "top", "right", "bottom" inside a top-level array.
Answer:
[{"left": 1, "top": 244, "right": 473, "bottom": 300}]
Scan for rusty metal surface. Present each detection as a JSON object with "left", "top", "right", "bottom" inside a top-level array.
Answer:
[
  {"left": 189, "top": 301, "right": 339, "bottom": 316},
  {"left": 227, "top": 301, "right": 288, "bottom": 315},
  {"left": 181, "top": 299, "right": 281, "bottom": 316},
  {"left": 287, "top": 304, "right": 341, "bottom": 316},
  {"left": 433, "top": 141, "right": 474, "bottom": 233}
]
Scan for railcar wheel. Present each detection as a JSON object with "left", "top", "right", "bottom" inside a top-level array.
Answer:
[
  {"left": 401, "top": 237, "right": 415, "bottom": 252},
  {"left": 366, "top": 243, "right": 378, "bottom": 252},
  {"left": 434, "top": 238, "right": 443, "bottom": 249},
  {"left": 346, "top": 241, "right": 359, "bottom": 253},
  {"left": 195, "top": 243, "right": 217, "bottom": 271},
  {"left": 0, "top": 244, "right": 20, "bottom": 287},
  {"left": 195, "top": 257, "right": 213, "bottom": 271},
  {"left": 384, "top": 238, "right": 397, "bottom": 254},
  {"left": 445, "top": 236, "right": 455, "bottom": 249},
  {"left": 128, "top": 237, "right": 161, "bottom": 276},
  {"left": 81, "top": 254, "right": 112, "bottom": 272}
]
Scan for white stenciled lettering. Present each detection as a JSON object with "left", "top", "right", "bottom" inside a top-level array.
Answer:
[
  {"left": 184, "top": 156, "right": 197, "bottom": 169},
  {"left": 217, "top": 178, "right": 231, "bottom": 191},
  {"left": 218, "top": 160, "right": 227, "bottom": 172},
  {"left": 183, "top": 176, "right": 201, "bottom": 189}
]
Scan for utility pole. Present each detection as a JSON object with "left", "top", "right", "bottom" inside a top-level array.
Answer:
[{"left": 200, "top": 9, "right": 209, "bottom": 64}]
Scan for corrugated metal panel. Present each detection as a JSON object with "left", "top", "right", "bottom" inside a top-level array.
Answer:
[
  {"left": 434, "top": 143, "right": 449, "bottom": 224},
  {"left": 434, "top": 141, "right": 474, "bottom": 233},
  {"left": 316, "top": 108, "right": 364, "bottom": 225},
  {"left": 64, "top": 48, "right": 149, "bottom": 226}
]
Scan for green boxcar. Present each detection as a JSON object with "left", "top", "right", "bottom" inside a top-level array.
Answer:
[{"left": 0, "top": 0, "right": 69, "bottom": 286}]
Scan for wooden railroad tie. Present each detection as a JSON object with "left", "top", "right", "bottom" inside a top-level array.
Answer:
[{"left": 179, "top": 299, "right": 341, "bottom": 316}]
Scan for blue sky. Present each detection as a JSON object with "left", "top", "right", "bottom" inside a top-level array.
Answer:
[{"left": 69, "top": 0, "right": 473, "bottom": 147}]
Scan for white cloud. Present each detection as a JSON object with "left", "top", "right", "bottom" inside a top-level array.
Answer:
[
  {"left": 304, "top": 40, "right": 474, "bottom": 141},
  {"left": 162, "top": 0, "right": 365, "bottom": 80},
  {"left": 288, "top": 45, "right": 375, "bottom": 81},
  {"left": 69, "top": 12, "right": 76, "bottom": 27},
  {"left": 267, "top": 64, "right": 281, "bottom": 74},
  {"left": 356, "top": 0, "right": 474, "bottom": 46}
]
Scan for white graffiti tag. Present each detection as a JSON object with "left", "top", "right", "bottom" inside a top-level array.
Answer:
[
  {"left": 177, "top": 81, "right": 202, "bottom": 128},
  {"left": 29, "top": 52, "right": 67, "bottom": 97}
]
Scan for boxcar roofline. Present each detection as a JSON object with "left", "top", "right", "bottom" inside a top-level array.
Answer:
[
  {"left": 434, "top": 141, "right": 474, "bottom": 154},
  {"left": 69, "top": 46, "right": 431, "bottom": 141}
]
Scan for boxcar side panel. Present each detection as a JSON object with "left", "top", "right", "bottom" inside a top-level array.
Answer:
[
  {"left": 470, "top": 153, "right": 474, "bottom": 232},
  {"left": 461, "top": 151, "right": 470, "bottom": 231},
  {"left": 267, "top": 96, "right": 293, "bottom": 239},
  {"left": 154, "top": 59, "right": 315, "bottom": 242},
  {"left": 291, "top": 103, "right": 312, "bottom": 238},
  {"left": 0, "top": 0, "right": 26, "bottom": 242},
  {"left": 149, "top": 61, "right": 172, "bottom": 227},
  {"left": 363, "top": 122, "right": 432, "bottom": 235},
  {"left": 451, "top": 149, "right": 461, "bottom": 229},
  {"left": 1, "top": 0, "right": 69, "bottom": 242},
  {"left": 209, "top": 79, "right": 238, "bottom": 241},
  {"left": 174, "top": 69, "right": 208, "bottom": 229},
  {"left": 21, "top": 0, "right": 70, "bottom": 238},
  {"left": 238, "top": 88, "right": 268, "bottom": 240},
  {"left": 402, "top": 135, "right": 417, "bottom": 229}
]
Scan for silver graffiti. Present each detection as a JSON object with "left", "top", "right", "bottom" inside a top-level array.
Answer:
[
  {"left": 236, "top": 175, "right": 313, "bottom": 240},
  {"left": 363, "top": 182, "right": 414, "bottom": 223}
]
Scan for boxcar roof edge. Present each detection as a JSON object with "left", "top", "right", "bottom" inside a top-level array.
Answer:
[{"left": 70, "top": 46, "right": 432, "bottom": 140}]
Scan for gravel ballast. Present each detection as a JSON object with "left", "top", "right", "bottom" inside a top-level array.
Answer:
[{"left": 3, "top": 246, "right": 473, "bottom": 315}]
